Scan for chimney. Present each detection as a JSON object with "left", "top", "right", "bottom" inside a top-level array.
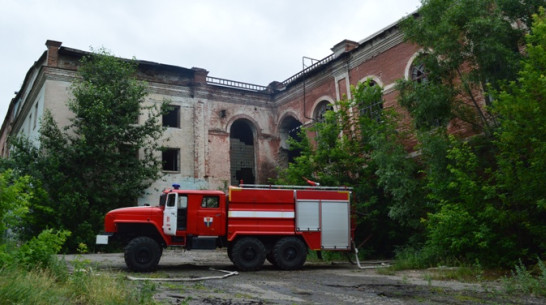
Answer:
[
  {"left": 192, "top": 67, "right": 209, "bottom": 84},
  {"left": 331, "top": 39, "right": 359, "bottom": 58},
  {"left": 45, "top": 40, "right": 62, "bottom": 67}
]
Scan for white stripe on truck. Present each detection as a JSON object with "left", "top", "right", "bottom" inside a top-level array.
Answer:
[{"left": 228, "top": 211, "right": 295, "bottom": 218}]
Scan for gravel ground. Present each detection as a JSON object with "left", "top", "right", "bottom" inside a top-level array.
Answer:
[{"left": 63, "top": 249, "right": 545, "bottom": 304}]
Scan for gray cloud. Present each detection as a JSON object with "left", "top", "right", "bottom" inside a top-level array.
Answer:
[{"left": 0, "top": 0, "right": 420, "bottom": 119}]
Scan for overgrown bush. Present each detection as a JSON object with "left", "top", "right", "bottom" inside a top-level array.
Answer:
[
  {"left": 15, "top": 229, "right": 71, "bottom": 270},
  {"left": 390, "top": 3, "right": 546, "bottom": 269},
  {"left": 503, "top": 259, "right": 546, "bottom": 296}
]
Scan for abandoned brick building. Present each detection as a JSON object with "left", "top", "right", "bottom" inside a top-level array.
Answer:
[{"left": 0, "top": 18, "right": 428, "bottom": 205}]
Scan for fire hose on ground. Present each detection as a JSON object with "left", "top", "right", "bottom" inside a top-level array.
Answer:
[{"left": 127, "top": 268, "right": 238, "bottom": 282}]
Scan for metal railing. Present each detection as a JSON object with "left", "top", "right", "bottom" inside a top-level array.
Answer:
[
  {"left": 281, "top": 53, "right": 336, "bottom": 87},
  {"left": 206, "top": 76, "right": 268, "bottom": 92},
  {"left": 206, "top": 52, "right": 336, "bottom": 93}
]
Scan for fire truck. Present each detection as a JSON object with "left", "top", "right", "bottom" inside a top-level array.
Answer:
[{"left": 96, "top": 183, "right": 353, "bottom": 272}]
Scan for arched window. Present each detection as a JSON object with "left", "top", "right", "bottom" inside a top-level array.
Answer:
[
  {"left": 358, "top": 80, "right": 383, "bottom": 122},
  {"left": 230, "top": 120, "right": 255, "bottom": 185},
  {"left": 314, "top": 101, "right": 334, "bottom": 122},
  {"left": 278, "top": 116, "right": 302, "bottom": 166},
  {"left": 410, "top": 56, "right": 428, "bottom": 84}
]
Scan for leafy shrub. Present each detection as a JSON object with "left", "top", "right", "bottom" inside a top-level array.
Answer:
[
  {"left": 503, "top": 259, "right": 546, "bottom": 296},
  {"left": 0, "top": 170, "right": 31, "bottom": 239},
  {"left": 15, "top": 229, "right": 71, "bottom": 270}
]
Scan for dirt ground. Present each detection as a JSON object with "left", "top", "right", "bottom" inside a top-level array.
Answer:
[{"left": 64, "top": 249, "right": 544, "bottom": 304}]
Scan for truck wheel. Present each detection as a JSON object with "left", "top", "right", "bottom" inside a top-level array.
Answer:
[
  {"left": 231, "top": 237, "right": 266, "bottom": 271},
  {"left": 124, "top": 236, "right": 162, "bottom": 272},
  {"left": 273, "top": 237, "right": 307, "bottom": 270}
]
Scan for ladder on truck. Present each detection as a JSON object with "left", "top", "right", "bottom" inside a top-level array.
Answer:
[{"left": 238, "top": 183, "right": 353, "bottom": 191}]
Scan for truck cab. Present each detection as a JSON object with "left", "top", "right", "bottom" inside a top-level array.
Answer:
[
  {"left": 160, "top": 188, "right": 227, "bottom": 248},
  {"left": 96, "top": 186, "right": 227, "bottom": 272}
]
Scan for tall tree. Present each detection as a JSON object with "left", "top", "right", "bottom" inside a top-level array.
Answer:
[
  {"left": 7, "top": 49, "right": 166, "bottom": 250},
  {"left": 397, "top": 0, "right": 543, "bottom": 135},
  {"left": 276, "top": 81, "right": 420, "bottom": 256},
  {"left": 492, "top": 8, "right": 546, "bottom": 262},
  {"left": 396, "top": 2, "right": 546, "bottom": 267}
]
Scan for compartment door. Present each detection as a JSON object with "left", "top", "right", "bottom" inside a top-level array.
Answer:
[{"left": 321, "top": 201, "right": 350, "bottom": 250}]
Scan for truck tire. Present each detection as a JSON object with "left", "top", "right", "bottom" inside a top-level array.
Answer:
[
  {"left": 272, "top": 237, "right": 307, "bottom": 270},
  {"left": 231, "top": 237, "right": 266, "bottom": 271},
  {"left": 124, "top": 236, "right": 162, "bottom": 272}
]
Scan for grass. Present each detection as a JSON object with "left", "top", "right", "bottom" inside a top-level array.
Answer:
[
  {"left": 0, "top": 267, "right": 69, "bottom": 305},
  {"left": 0, "top": 262, "right": 160, "bottom": 305},
  {"left": 382, "top": 247, "right": 546, "bottom": 298}
]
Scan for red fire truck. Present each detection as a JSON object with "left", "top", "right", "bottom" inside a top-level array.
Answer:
[{"left": 96, "top": 184, "right": 353, "bottom": 272}]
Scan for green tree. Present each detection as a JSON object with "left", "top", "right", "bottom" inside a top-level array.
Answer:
[
  {"left": 492, "top": 8, "right": 546, "bottom": 263},
  {"left": 398, "top": 0, "right": 543, "bottom": 135},
  {"left": 276, "top": 81, "right": 420, "bottom": 256},
  {"left": 0, "top": 170, "right": 31, "bottom": 241},
  {"left": 7, "top": 49, "right": 166, "bottom": 250},
  {"left": 403, "top": 5, "right": 546, "bottom": 267}
]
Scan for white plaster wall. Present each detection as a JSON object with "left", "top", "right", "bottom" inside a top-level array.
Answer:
[
  {"left": 43, "top": 79, "right": 72, "bottom": 129},
  {"left": 138, "top": 93, "right": 209, "bottom": 205}
]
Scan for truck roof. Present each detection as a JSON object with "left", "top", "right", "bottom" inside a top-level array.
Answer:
[{"left": 164, "top": 189, "right": 225, "bottom": 196}]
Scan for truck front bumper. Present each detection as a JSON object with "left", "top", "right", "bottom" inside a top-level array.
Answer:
[{"left": 96, "top": 233, "right": 113, "bottom": 245}]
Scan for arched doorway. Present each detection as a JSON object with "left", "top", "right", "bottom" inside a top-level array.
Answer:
[
  {"left": 230, "top": 119, "right": 256, "bottom": 185},
  {"left": 279, "top": 116, "right": 302, "bottom": 167}
]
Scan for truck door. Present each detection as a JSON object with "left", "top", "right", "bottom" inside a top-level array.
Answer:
[
  {"left": 195, "top": 195, "right": 225, "bottom": 236},
  {"left": 163, "top": 193, "right": 178, "bottom": 236}
]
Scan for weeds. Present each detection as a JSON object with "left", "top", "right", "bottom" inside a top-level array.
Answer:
[
  {"left": 0, "top": 256, "right": 159, "bottom": 304},
  {"left": 503, "top": 259, "right": 546, "bottom": 297},
  {"left": 0, "top": 266, "right": 69, "bottom": 305}
]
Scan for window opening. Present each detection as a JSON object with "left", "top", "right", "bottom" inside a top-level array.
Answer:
[
  {"left": 410, "top": 56, "right": 428, "bottom": 84},
  {"left": 230, "top": 120, "right": 255, "bottom": 185},
  {"left": 33, "top": 103, "right": 38, "bottom": 130},
  {"left": 359, "top": 81, "right": 383, "bottom": 122},
  {"left": 162, "top": 148, "right": 180, "bottom": 171},
  {"left": 279, "top": 116, "right": 303, "bottom": 166},
  {"left": 314, "top": 101, "right": 334, "bottom": 122},
  {"left": 178, "top": 195, "right": 188, "bottom": 230},
  {"left": 163, "top": 105, "right": 180, "bottom": 128}
]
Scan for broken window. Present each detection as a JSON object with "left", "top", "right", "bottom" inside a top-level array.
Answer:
[
  {"left": 410, "top": 55, "right": 429, "bottom": 84},
  {"left": 162, "top": 148, "right": 180, "bottom": 171},
  {"left": 314, "top": 101, "right": 334, "bottom": 122},
  {"left": 359, "top": 81, "right": 383, "bottom": 122},
  {"left": 163, "top": 105, "right": 180, "bottom": 128},
  {"left": 279, "top": 116, "right": 303, "bottom": 165}
]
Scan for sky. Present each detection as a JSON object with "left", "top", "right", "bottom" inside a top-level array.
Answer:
[{"left": 0, "top": 0, "right": 421, "bottom": 121}]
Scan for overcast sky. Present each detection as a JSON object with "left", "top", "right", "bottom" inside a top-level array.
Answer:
[{"left": 0, "top": 0, "right": 421, "bottom": 120}]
